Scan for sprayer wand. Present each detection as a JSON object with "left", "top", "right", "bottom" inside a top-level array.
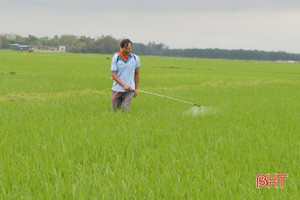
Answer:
[
  {"left": 133, "top": 89, "right": 201, "bottom": 107},
  {"left": 111, "top": 88, "right": 200, "bottom": 107}
]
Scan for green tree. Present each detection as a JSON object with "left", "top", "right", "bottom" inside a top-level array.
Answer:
[
  {"left": 96, "top": 35, "right": 119, "bottom": 54},
  {"left": 0, "top": 35, "right": 9, "bottom": 49},
  {"left": 69, "top": 41, "right": 87, "bottom": 53},
  {"left": 48, "top": 37, "right": 60, "bottom": 46},
  {"left": 60, "top": 35, "right": 78, "bottom": 50},
  {"left": 26, "top": 34, "right": 39, "bottom": 43},
  {"left": 40, "top": 37, "right": 49, "bottom": 46},
  {"left": 15, "top": 35, "right": 26, "bottom": 44}
]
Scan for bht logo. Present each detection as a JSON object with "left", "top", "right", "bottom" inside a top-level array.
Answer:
[{"left": 257, "top": 174, "right": 288, "bottom": 188}]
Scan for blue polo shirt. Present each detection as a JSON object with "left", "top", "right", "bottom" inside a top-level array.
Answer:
[{"left": 111, "top": 53, "right": 141, "bottom": 92}]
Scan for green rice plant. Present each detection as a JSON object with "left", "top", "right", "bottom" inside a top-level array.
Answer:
[{"left": 0, "top": 51, "right": 299, "bottom": 199}]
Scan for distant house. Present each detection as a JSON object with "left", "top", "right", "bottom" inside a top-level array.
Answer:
[
  {"left": 8, "top": 44, "right": 66, "bottom": 53},
  {"left": 29, "top": 46, "right": 39, "bottom": 52},
  {"left": 40, "top": 46, "right": 66, "bottom": 53},
  {"left": 276, "top": 60, "right": 297, "bottom": 64},
  {"left": 9, "top": 44, "right": 29, "bottom": 51},
  {"left": 43, "top": 46, "right": 58, "bottom": 51},
  {"left": 59, "top": 46, "right": 66, "bottom": 52}
]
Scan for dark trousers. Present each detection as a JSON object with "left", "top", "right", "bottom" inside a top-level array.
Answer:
[{"left": 111, "top": 91, "right": 134, "bottom": 112}]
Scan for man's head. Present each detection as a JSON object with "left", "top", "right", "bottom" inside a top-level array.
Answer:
[{"left": 120, "top": 39, "right": 132, "bottom": 55}]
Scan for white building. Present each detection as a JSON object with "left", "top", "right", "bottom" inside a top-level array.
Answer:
[{"left": 59, "top": 46, "right": 66, "bottom": 52}]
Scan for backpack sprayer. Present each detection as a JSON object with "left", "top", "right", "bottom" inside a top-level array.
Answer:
[{"left": 112, "top": 88, "right": 201, "bottom": 107}]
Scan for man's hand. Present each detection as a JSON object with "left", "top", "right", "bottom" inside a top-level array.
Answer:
[
  {"left": 123, "top": 84, "right": 132, "bottom": 91},
  {"left": 134, "top": 90, "right": 138, "bottom": 98}
]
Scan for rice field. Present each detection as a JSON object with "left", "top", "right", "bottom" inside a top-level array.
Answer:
[{"left": 0, "top": 50, "right": 299, "bottom": 199}]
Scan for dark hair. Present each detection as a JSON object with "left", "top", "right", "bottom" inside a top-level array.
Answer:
[{"left": 120, "top": 39, "right": 132, "bottom": 48}]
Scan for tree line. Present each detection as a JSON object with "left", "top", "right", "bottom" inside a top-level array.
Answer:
[{"left": 1, "top": 34, "right": 300, "bottom": 61}]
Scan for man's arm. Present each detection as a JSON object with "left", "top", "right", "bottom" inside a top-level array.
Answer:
[
  {"left": 111, "top": 72, "right": 132, "bottom": 91},
  {"left": 134, "top": 68, "right": 140, "bottom": 97}
]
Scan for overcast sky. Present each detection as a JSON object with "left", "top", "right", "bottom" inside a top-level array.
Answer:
[{"left": 1, "top": 0, "right": 300, "bottom": 53}]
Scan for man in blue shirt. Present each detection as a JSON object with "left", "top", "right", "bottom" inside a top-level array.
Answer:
[{"left": 111, "top": 39, "right": 141, "bottom": 112}]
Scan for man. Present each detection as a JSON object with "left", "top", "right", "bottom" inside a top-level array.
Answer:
[{"left": 111, "top": 39, "right": 140, "bottom": 112}]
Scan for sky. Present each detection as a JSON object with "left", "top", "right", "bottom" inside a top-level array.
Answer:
[{"left": 1, "top": 0, "right": 300, "bottom": 53}]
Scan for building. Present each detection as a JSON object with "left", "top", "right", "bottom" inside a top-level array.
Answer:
[
  {"left": 8, "top": 44, "right": 66, "bottom": 53},
  {"left": 9, "top": 44, "right": 29, "bottom": 51},
  {"left": 59, "top": 46, "right": 66, "bottom": 52},
  {"left": 40, "top": 46, "right": 66, "bottom": 53}
]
